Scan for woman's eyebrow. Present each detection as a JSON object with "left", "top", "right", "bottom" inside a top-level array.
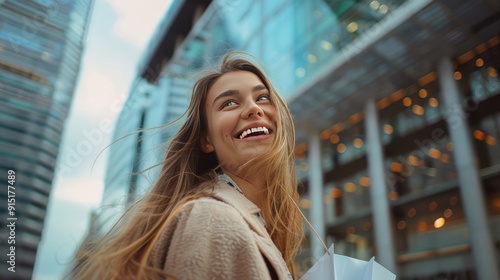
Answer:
[
  {"left": 252, "top": 84, "right": 267, "bottom": 92},
  {"left": 212, "top": 89, "right": 239, "bottom": 107}
]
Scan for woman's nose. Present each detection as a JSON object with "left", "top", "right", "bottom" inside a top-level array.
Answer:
[{"left": 242, "top": 102, "right": 264, "bottom": 119}]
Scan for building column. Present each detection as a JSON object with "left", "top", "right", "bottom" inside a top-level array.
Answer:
[
  {"left": 437, "top": 58, "right": 500, "bottom": 280},
  {"left": 365, "top": 99, "right": 397, "bottom": 273},
  {"left": 308, "top": 133, "right": 326, "bottom": 261}
]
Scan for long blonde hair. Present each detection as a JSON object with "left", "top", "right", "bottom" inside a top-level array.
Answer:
[{"left": 70, "top": 51, "right": 304, "bottom": 279}]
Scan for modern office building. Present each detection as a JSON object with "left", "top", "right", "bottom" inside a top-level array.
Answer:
[
  {"left": 0, "top": 0, "right": 93, "bottom": 279},
  {"left": 98, "top": 0, "right": 213, "bottom": 232},
  {"left": 102, "top": 0, "right": 499, "bottom": 279}
]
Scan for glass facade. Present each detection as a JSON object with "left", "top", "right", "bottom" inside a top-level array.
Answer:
[
  {"left": 0, "top": 0, "right": 93, "bottom": 278},
  {"left": 103, "top": 0, "right": 500, "bottom": 279},
  {"left": 296, "top": 39, "right": 500, "bottom": 278}
]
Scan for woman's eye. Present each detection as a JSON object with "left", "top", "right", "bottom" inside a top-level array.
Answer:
[
  {"left": 257, "top": 94, "right": 270, "bottom": 102},
  {"left": 222, "top": 100, "right": 237, "bottom": 108}
]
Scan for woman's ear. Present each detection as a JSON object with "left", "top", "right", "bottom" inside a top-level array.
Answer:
[{"left": 200, "top": 134, "right": 215, "bottom": 153}]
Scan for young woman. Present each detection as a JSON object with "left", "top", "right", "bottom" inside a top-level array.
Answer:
[{"left": 71, "top": 52, "right": 304, "bottom": 279}]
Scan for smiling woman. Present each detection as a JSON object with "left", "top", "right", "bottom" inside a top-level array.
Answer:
[
  {"left": 201, "top": 71, "right": 277, "bottom": 173},
  {"left": 69, "top": 51, "right": 304, "bottom": 280}
]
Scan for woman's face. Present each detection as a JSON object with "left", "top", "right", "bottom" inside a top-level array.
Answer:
[{"left": 201, "top": 70, "right": 277, "bottom": 172}]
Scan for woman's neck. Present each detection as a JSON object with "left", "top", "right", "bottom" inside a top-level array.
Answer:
[{"left": 223, "top": 170, "right": 267, "bottom": 211}]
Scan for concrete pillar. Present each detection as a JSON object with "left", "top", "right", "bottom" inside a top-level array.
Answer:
[
  {"left": 308, "top": 133, "right": 326, "bottom": 261},
  {"left": 437, "top": 58, "right": 500, "bottom": 280},
  {"left": 365, "top": 99, "right": 397, "bottom": 273}
]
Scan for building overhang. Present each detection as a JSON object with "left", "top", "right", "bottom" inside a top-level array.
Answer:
[
  {"left": 289, "top": 0, "right": 500, "bottom": 144},
  {"left": 138, "top": 0, "right": 212, "bottom": 83}
]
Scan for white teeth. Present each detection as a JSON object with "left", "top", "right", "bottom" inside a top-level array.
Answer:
[{"left": 238, "top": 126, "right": 270, "bottom": 139}]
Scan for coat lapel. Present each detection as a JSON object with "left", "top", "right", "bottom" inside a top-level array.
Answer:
[{"left": 212, "top": 179, "right": 293, "bottom": 279}]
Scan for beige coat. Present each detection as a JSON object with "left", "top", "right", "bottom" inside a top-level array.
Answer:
[{"left": 150, "top": 176, "right": 293, "bottom": 280}]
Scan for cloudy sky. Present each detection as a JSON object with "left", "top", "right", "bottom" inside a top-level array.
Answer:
[{"left": 33, "top": 1, "right": 172, "bottom": 279}]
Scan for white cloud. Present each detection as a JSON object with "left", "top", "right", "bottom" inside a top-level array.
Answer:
[
  {"left": 74, "top": 68, "right": 126, "bottom": 119},
  {"left": 107, "top": 0, "right": 173, "bottom": 49},
  {"left": 55, "top": 177, "right": 104, "bottom": 206}
]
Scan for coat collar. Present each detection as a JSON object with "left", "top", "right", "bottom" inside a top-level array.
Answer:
[
  {"left": 213, "top": 174, "right": 267, "bottom": 234},
  {"left": 213, "top": 174, "right": 294, "bottom": 279}
]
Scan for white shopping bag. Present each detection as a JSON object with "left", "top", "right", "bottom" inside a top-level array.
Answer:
[{"left": 301, "top": 244, "right": 396, "bottom": 280}]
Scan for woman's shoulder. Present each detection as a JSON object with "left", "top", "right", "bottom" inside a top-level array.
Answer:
[
  {"left": 178, "top": 196, "right": 245, "bottom": 225},
  {"left": 150, "top": 196, "right": 256, "bottom": 272}
]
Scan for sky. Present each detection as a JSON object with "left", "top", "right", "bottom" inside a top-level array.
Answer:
[{"left": 32, "top": 1, "right": 172, "bottom": 279}]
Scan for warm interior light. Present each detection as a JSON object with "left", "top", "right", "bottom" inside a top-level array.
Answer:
[
  {"left": 473, "top": 130, "right": 486, "bottom": 141},
  {"left": 320, "top": 130, "right": 330, "bottom": 140},
  {"left": 487, "top": 36, "right": 500, "bottom": 47},
  {"left": 419, "top": 89, "right": 428, "bottom": 98},
  {"left": 407, "top": 155, "right": 420, "bottom": 166},
  {"left": 337, "top": 143, "right": 346, "bottom": 153},
  {"left": 418, "top": 72, "right": 437, "bottom": 86},
  {"left": 388, "top": 191, "right": 399, "bottom": 200},
  {"left": 447, "top": 142, "right": 454, "bottom": 151},
  {"left": 418, "top": 221, "right": 428, "bottom": 232},
  {"left": 429, "top": 97, "right": 439, "bottom": 107},
  {"left": 347, "top": 22, "right": 359, "bottom": 33},
  {"left": 457, "top": 50, "right": 475, "bottom": 64},
  {"left": 440, "top": 153, "right": 450, "bottom": 163},
  {"left": 349, "top": 112, "right": 363, "bottom": 124},
  {"left": 369, "top": 0, "right": 380, "bottom": 10},
  {"left": 444, "top": 209, "right": 453, "bottom": 218},
  {"left": 331, "top": 188, "right": 342, "bottom": 198},
  {"left": 449, "top": 196, "right": 458, "bottom": 205},
  {"left": 494, "top": 198, "right": 500, "bottom": 208},
  {"left": 377, "top": 97, "right": 391, "bottom": 109},
  {"left": 402, "top": 97, "right": 412, "bottom": 107},
  {"left": 300, "top": 198, "right": 311, "bottom": 209},
  {"left": 475, "top": 43, "right": 488, "bottom": 54},
  {"left": 475, "top": 58, "right": 484, "bottom": 67},
  {"left": 429, "top": 148, "right": 441, "bottom": 159},
  {"left": 384, "top": 124, "right": 394, "bottom": 134},
  {"left": 300, "top": 162, "right": 309, "bottom": 171},
  {"left": 330, "top": 134, "right": 340, "bottom": 144},
  {"left": 407, "top": 208, "right": 416, "bottom": 217},
  {"left": 453, "top": 71, "right": 462, "bottom": 80},
  {"left": 434, "top": 217, "right": 445, "bottom": 229},
  {"left": 397, "top": 220, "right": 406, "bottom": 230},
  {"left": 332, "top": 122, "right": 345, "bottom": 133},
  {"left": 428, "top": 201, "right": 437, "bottom": 211},
  {"left": 391, "top": 89, "right": 405, "bottom": 102},
  {"left": 378, "top": 4, "right": 389, "bottom": 14},
  {"left": 360, "top": 176, "right": 371, "bottom": 187},
  {"left": 344, "top": 182, "right": 357, "bottom": 193},
  {"left": 412, "top": 104, "right": 425, "bottom": 115},
  {"left": 353, "top": 138, "right": 363, "bottom": 148},
  {"left": 391, "top": 162, "right": 403, "bottom": 172},
  {"left": 488, "top": 67, "right": 498, "bottom": 77},
  {"left": 296, "top": 143, "right": 307, "bottom": 154},
  {"left": 486, "top": 135, "right": 496, "bottom": 146}
]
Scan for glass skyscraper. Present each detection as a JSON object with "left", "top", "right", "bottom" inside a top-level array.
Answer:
[
  {"left": 102, "top": 0, "right": 500, "bottom": 279},
  {"left": 0, "top": 0, "right": 93, "bottom": 278}
]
